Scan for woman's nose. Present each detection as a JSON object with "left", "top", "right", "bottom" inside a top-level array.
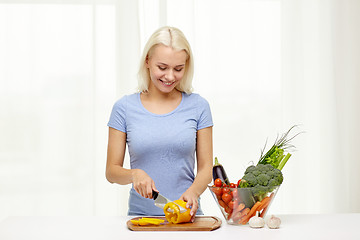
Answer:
[{"left": 165, "top": 70, "right": 175, "bottom": 81}]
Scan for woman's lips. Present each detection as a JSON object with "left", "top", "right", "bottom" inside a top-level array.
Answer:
[{"left": 159, "top": 79, "right": 175, "bottom": 86}]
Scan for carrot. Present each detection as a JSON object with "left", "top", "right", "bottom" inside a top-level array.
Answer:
[
  {"left": 228, "top": 203, "right": 245, "bottom": 221},
  {"left": 259, "top": 207, "right": 268, "bottom": 218},
  {"left": 239, "top": 207, "right": 250, "bottom": 217},
  {"left": 239, "top": 201, "right": 262, "bottom": 224},
  {"left": 231, "top": 211, "right": 240, "bottom": 221},
  {"left": 260, "top": 193, "right": 274, "bottom": 218},
  {"left": 257, "top": 196, "right": 270, "bottom": 212},
  {"left": 238, "top": 208, "right": 250, "bottom": 219},
  {"left": 231, "top": 203, "right": 245, "bottom": 216},
  {"left": 232, "top": 207, "right": 250, "bottom": 222},
  {"left": 235, "top": 203, "right": 245, "bottom": 213}
]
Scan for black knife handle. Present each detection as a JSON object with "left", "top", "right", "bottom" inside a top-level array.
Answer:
[{"left": 152, "top": 190, "right": 158, "bottom": 200}]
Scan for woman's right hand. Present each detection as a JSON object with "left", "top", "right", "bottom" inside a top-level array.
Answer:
[{"left": 132, "top": 169, "right": 157, "bottom": 199}]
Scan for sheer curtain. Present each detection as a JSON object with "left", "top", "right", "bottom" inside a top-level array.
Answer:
[
  {"left": 0, "top": 1, "right": 122, "bottom": 218},
  {"left": 280, "top": 0, "right": 360, "bottom": 213},
  {"left": 1, "top": 0, "right": 359, "bottom": 220}
]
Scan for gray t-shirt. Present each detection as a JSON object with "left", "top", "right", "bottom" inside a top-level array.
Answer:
[{"left": 107, "top": 92, "right": 213, "bottom": 215}]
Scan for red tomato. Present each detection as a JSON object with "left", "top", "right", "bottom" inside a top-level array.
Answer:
[
  {"left": 228, "top": 200, "right": 238, "bottom": 209},
  {"left": 237, "top": 179, "right": 242, "bottom": 187},
  {"left": 222, "top": 193, "right": 232, "bottom": 204},
  {"left": 214, "top": 178, "right": 222, "bottom": 187},
  {"left": 230, "top": 183, "right": 236, "bottom": 188},
  {"left": 231, "top": 188, "right": 239, "bottom": 199},
  {"left": 218, "top": 199, "right": 227, "bottom": 209},
  {"left": 222, "top": 187, "right": 231, "bottom": 195},
  {"left": 225, "top": 205, "right": 233, "bottom": 214},
  {"left": 211, "top": 187, "right": 223, "bottom": 199}
]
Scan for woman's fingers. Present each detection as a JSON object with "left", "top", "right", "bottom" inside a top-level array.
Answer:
[
  {"left": 190, "top": 200, "right": 198, "bottom": 217},
  {"left": 135, "top": 183, "right": 154, "bottom": 198},
  {"left": 132, "top": 169, "right": 156, "bottom": 199},
  {"left": 179, "top": 194, "right": 198, "bottom": 221}
]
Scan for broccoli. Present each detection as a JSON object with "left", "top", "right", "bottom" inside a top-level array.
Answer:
[
  {"left": 257, "top": 173, "right": 270, "bottom": 186},
  {"left": 239, "top": 164, "right": 283, "bottom": 201},
  {"left": 245, "top": 165, "right": 256, "bottom": 174},
  {"left": 251, "top": 184, "right": 268, "bottom": 199},
  {"left": 242, "top": 173, "right": 258, "bottom": 187}
]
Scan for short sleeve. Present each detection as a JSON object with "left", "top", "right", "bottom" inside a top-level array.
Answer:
[
  {"left": 197, "top": 96, "right": 213, "bottom": 130},
  {"left": 107, "top": 96, "right": 127, "bottom": 133}
]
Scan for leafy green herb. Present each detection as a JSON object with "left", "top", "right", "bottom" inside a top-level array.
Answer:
[{"left": 257, "top": 125, "right": 302, "bottom": 170}]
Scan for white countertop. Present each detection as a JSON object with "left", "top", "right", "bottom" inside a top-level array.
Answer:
[{"left": 0, "top": 214, "right": 359, "bottom": 240}]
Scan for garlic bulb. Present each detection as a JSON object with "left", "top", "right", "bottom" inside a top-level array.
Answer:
[
  {"left": 249, "top": 212, "right": 265, "bottom": 228},
  {"left": 267, "top": 215, "right": 281, "bottom": 229}
]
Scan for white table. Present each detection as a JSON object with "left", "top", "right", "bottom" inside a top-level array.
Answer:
[{"left": 0, "top": 214, "right": 359, "bottom": 240}]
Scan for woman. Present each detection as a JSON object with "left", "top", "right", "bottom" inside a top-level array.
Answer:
[{"left": 106, "top": 26, "right": 213, "bottom": 221}]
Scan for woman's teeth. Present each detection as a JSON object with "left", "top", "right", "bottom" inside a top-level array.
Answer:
[{"left": 160, "top": 80, "right": 173, "bottom": 86}]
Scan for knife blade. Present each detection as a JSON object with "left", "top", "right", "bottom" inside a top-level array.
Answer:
[{"left": 152, "top": 190, "right": 187, "bottom": 213}]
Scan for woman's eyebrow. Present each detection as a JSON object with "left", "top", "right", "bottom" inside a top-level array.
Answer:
[{"left": 157, "top": 62, "right": 185, "bottom": 67}]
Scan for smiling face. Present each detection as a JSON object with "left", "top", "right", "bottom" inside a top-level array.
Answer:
[{"left": 146, "top": 44, "right": 188, "bottom": 95}]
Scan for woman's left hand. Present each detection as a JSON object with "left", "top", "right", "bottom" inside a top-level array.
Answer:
[{"left": 179, "top": 190, "right": 199, "bottom": 222}]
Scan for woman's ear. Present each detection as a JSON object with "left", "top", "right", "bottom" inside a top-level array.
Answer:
[{"left": 145, "top": 55, "right": 149, "bottom": 67}]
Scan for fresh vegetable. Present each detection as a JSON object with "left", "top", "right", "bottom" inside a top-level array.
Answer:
[
  {"left": 214, "top": 178, "right": 222, "bottom": 187},
  {"left": 218, "top": 199, "right": 227, "bottom": 209},
  {"left": 237, "top": 126, "right": 301, "bottom": 203},
  {"left": 267, "top": 215, "right": 281, "bottom": 229},
  {"left": 238, "top": 188, "right": 256, "bottom": 208},
  {"left": 211, "top": 186, "right": 222, "bottom": 199},
  {"left": 228, "top": 200, "right": 237, "bottom": 209},
  {"left": 228, "top": 203, "right": 245, "bottom": 220},
  {"left": 239, "top": 200, "right": 262, "bottom": 224},
  {"left": 231, "top": 188, "right": 238, "bottom": 199},
  {"left": 237, "top": 179, "right": 242, "bottom": 187},
  {"left": 238, "top": 164, "right": 283, "bottom": 201},
  {"left": 213, "top": 157, "right": 230, "bottom": 185},
  {"left": 222, "top": 192, "right": 232, "bottom": 204},
  {"left": 258, "top": 125, "right": 302, "bottom": 170},
  {"left": 222, "top": 187, "right": 231, "bottom": 194},
  {"left": 163, "top": 200, "right": 191, "bottom": 224},
  {"left": 239, "top": 208, "right": 250, "bottom": 219},
  {"left": 130, "top": 217, "right": 165, "bottom": 226},
  {"left": 209, "top": 126, "right": 302, "bottom": 226},
  {"left": 235, "top": 203, "right": 245, "bottom": 213},
  {"left": 260, "top": 192, "right": 274, "bottom": 218},
  {"left": 238, "top": 192, "right": 273, "bottom": 224},
  {"left": 248, "top": 212, "right": 265, "bottom": 228}
]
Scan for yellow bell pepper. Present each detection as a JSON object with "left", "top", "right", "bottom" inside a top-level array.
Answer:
[
  {"left": 163, "top": 200, "right": 192, "bottom": 224},
  {"left": 130, "top": 217, "right": 164, "bottom": 226}
]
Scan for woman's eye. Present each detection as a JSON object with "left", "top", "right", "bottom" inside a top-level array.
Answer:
[
  {"left": 175, "top": 68, "right": 183, "bottom": 72},
  {"left": 158, "top": 66, "right": 166, "bottom": 70}
]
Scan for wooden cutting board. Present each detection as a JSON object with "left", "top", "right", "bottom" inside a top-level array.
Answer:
[{"left": 127, "top": 216, "right": 222, "bottom": 231}]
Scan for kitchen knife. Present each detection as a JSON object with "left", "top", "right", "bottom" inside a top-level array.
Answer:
[{"left": 152, "top": 190, "right": 187, "bottom": 213}]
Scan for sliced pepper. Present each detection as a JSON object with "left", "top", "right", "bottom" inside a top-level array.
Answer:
[
  {"left": 163, "top": 200, "right": 192, "bottom": 224},
  {"left": 130, "top": 217, "right": 164, "bottom": 226},
  {"left": 130, "top": 219, "right": 140, "bottom": 225},
  {"left": 141, "top": 217, "right": 165, "bottom": 224}
]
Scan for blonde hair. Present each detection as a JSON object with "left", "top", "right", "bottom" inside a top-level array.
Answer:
[{"left": 137, "top": 26, "right": 194, "bottom": 94}]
